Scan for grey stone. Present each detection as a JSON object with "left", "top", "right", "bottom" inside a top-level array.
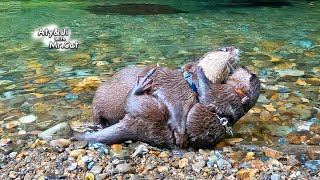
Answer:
[{"left": 38, "top": 122, "right": 72, "bottom": 141}]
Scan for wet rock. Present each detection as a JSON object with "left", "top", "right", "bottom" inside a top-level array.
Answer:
[
  {"left": 240, "top": 160, "right": 265, "bottom": 169},
  {"left": 65, "top": 94, "right": 79, "bottom": 101},
  {"left": 81, "top": 155, "right": 93, "bottom": 163},
  {"left": 157, "top": 166, "right": 169, "bottom": 173},
  {"left": 216, "top": 159, "right": 231, "bottom": 170},
  {"left": 132, "top": 144, "right": 148, "bottom": 157},
  {"left": 87, "top": 162, "right": 95, "bottom": 170},
  {"left": 310, "top": 125, "right": 320, "bottom": 134},
  {"left": 116, "top": 163, "right": 135, "bottom": 174},
  {"left": 73, "top": 141, "right": 88, "bottom": 149},
  {"left": 178, "top": 158, "right": 188, "bottom": 169},
  {"left": 50, "top": 139, "right": 72, "bottom": 149},
  {"left": 90, "top": 165, "right": 103, "bottom": 174},
  {"left": 158, "top": 151, "right": 169, "bottom": 158},
  {"left": 308, "top": 134, "right": 320, "bottom": 145},
  {"left": 270, "top": 173, "right": 281, "bottom": 180},
  {"left": 262, "top": 147, "right": 284, "bottom": 159},
  {"left": 24, "top": 173, "right": 33, "bottom": 180},
  {"left": 304, "top": 160, "right": 320, "bottom": 170},
  {"left": 38, "top": 122, "right": 72, "bottom": 141},
  {"left": 69, "top": 149, "right": 86, "bottom": 158},
  {"left": 6, "top": 121, "right": 21, "bottom": 129},
  {"left": 192, "top": 160, "right": 205, "bottom": 173},
  {"left": 306, "top": 146, "right": 320, "bottom": 160},
  {"left": 235, "top": 144, "right": 262, "bottom": 152},
  {"left": 286, "top": 132, "right": 302, "bottom": 144},
  {"left": 277, "top": 137, "right": 287, "bottom": 146},
  {"left": 275, "top": 69, "right": 304, "bottom": 77},
  {"left": 264, "top": 124, "right": 294, "bottom": 137},
  {"left": 9, "top": 152, "right": 17, "bottom": 159},
  {"left": 67, "top": 163, "right": 77, "bottom": 171},
  {"left": 236, "top": 169, "right": 258, "bottom": 179},
  {"left": 19, "top": 114, "right": 37, "bottom": 124},
  {"left": 287, "top": 155, "right": 300, "bottom": 166}
]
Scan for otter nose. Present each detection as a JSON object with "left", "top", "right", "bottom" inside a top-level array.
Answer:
[{"left": 218, "top": 46, "right": 236, "bottom": 52}]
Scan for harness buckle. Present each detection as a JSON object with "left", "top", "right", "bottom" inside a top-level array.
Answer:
[{"left": 216, "top": 115, "right": 233, "bottom": 136}]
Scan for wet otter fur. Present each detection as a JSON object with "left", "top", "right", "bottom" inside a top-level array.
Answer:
[
  {"left": 92, "top": 66, "right": 149, "bottom": 127},
  {"left": 131, "top": 47, "right": 239, "bottom": 147},
  {"left": 195, "top": 66, "right": 261, "bottom": 125},
  {"left": 92, "top": 47, "right": 239, "bottom": 137},
  {"left": 79, "top": 66, "right": 260, "bottom": 149}
]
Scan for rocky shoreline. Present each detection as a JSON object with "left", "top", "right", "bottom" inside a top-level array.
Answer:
[{"left": 1, "top": 122, "right": 319, "bottom": 180}]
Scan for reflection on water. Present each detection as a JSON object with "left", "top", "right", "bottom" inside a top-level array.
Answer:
[{"left": 0, "top": 0, "right": 319, "bottom": 151}]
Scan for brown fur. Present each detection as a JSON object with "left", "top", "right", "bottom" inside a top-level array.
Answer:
[
  {"left": 195, "top": 66, "right": 261, "bottom": 125},
  {"left": 132, "top": 47, "right": 240, "bottom": 147},
  {"left": 92, "top": 66, "right": 148, "bottom": 127},
  {"left": 79, "top": 66, "right": 261, "bottom": 149}
]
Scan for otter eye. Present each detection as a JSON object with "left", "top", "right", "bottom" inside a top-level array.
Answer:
[{"left": 219, "top": 48, "right": 228, "bottom": 52}]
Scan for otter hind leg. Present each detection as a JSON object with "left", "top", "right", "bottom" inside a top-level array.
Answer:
[
  {"left": 133, "top": 75, "right": 153, "bottom": 95},
  {"left": 76, "top": 118, "right": 138, "bottom": 144}
]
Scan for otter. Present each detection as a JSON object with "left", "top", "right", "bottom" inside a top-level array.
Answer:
[
  {"left": 92, "top": 66, "right": 149, "bottom": 127},
  {"left": 195, "top": 65, "right": 261, "bottom": 125},
  {"left": 96, "top": 47, "right": 239, "bottom": 147},
  {"left": 92, "top": 47, "right": 239, "bottom": 132},
  {"left": 79, "top": 66, "right": 260, "bottom": 149}
]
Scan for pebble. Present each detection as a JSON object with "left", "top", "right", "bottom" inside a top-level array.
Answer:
[
  {"left": 6, "top": 121, "right": 21, "bottom": 129},
  {"left": 90, "top": 165, "right": 103, "bottom": 174},
  {"left": 310, "top": 125, "right": 320, "bottom": 134},
  {"left": 216, "top": 158, "right": 232, "bottom": 170},
  {"left": 178, "top": 158, "right": 188, "bottom": 169},
  {"left": 132, "top": 144, "right": 148, "bottom": 157},
  {"left": 286, "top": 132, "right": 302, "bottom": 144},
  {"left": 38, "top": 122, "right": 72, "bottom": 141},
  {"left": 270, "top": 173, "right": 281, "bottom": 180},
  {"left": 64, "top": 94, "right": 79, "bottom": 101},
  {"left": 158, "top": 151, "right": 169, "bottom": 158},
  {"left": 69, "top": 149, "right": 86, "bottom": 158},
  {"left": 262, "top": 147, "right": 283, "bottom": 159},
  {"left": 157, "top": 166, "right": 169, "bottom": 173},
  {"left": 87, "top": 162, "right": 95, "bottom": 170},
  {"left": 116, "top": 163, "right": 135, "bottom": 174},
  {"left": 50, "top": 139, "right": 72, "bottom": 149},
  {"left": 18, "top": 114, "right": 38, "bottom": 124},
  {"left": 67, "top": 163, "right": 77, "bottom": 171},
  {"left": 306, "top": 146, "right": 320, "bottom": 160},
  {"left": 192, "top": 160, "right": 205, "bottom": 173},
  {"left": 304, "top": 160, "right": 320, "bottom": 170},
  {"left": 81, "top": 155, "right": 93, "bottom": 163},
  {"left": 74, "top": 141, "right": 88, "bottom": 149},
  {"left": 9, "top": 152, "right": 17, "bottom": 158}
]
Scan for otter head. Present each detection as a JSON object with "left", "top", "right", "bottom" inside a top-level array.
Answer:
[
  {"left": 227, "top": 66, "right": 261, "bottom": 114},
  {"left": 197, "top": 46, "right": 239, "bottom": 83}
]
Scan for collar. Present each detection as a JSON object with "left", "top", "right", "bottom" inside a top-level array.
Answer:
[{"left": 180, "top": 68, "right": 198, "bottom": 94}]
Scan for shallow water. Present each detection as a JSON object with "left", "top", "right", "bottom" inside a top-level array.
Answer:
[{"left": 0, "top": 0, "right": 319, "bottom": 149}]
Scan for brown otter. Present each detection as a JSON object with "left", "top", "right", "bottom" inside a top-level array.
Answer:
[
  {"left": 195, "top": 65, "right": 261, "bottom": 125},
  {"left": 117, "top": 47, "right": 239, "bottom": 147},
  {"left": 79, "top": 66, "right": 260, "bottom": 149},
  {"left": 92, "top": 47, "right": 239, "bottom": 132},
  {"left": 92, "top": 66, "right": 149, "bottom": 127}
]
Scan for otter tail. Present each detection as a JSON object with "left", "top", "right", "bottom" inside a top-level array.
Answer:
[{"left": 75, "top": 120, "right": 138, "bottom": 144}]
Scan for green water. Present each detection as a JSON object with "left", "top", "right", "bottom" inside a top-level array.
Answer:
[{"left": 0, "top": 0, "right": 319, "bottom": 143}]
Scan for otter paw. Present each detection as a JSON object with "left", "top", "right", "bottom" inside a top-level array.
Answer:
[
  {"left": 174, "top": 131, "right": 188, "bottom": 148},
  {"left": 134, "top": 76, "right": 153, "bottom": 95}
]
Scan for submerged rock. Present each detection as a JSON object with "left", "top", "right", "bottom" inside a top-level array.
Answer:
[{"left": 38, "top": 122, "right": 72, "bottom": 141}]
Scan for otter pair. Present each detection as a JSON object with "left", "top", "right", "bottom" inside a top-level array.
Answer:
[{"left": 81, "top": 47, "right": 260, "bottom": 149}]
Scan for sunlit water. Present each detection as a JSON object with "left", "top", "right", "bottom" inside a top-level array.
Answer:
[{"left": 0, "top": 0, "right": 319, "bottom": 149}]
